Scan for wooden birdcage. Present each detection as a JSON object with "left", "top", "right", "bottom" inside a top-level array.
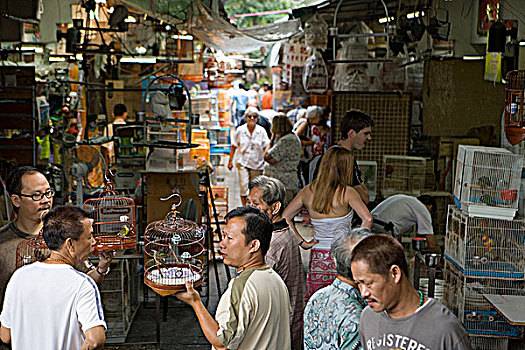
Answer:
[
  {"left": 144, "top": 195, "right": 205, "bottom": 296},
  {"left": 15, "top": 234, "right": 50, "bottom": 269},
  {"left": 83, "top": 184, "right": 136, "bottom": 253}
]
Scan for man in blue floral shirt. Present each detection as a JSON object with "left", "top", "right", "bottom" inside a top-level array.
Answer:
[{"left": 304, "top": 228, "right": 371, "bottom": 350}]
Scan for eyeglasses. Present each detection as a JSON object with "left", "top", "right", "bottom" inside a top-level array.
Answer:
[
  {"left": 247, "top": 115, "right": 258, "bottom": 119},
  {"left": 16, "top": 189, "right": 55, "bottom": 201}
]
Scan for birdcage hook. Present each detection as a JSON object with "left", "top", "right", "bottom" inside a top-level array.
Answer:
[{"left": 161, "top": 193, "right": 182, "bottom": 221}]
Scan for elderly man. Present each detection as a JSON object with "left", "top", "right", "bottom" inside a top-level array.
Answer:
[
  {"left": 0, "top": 206, "right": 106, "bottom": 350},
  {"left": 303, "top": 228, "right": 371, "bottom": 350},
  {"left": 311, "top": 109, "right": 373, "bottom": 204},
  {"left": 175, "top": 206, "right": 291, "bottom": 350},
  {"left": 351, "top": 235, "right": 471, "bottom": 350},
  {"left": 0, "top": 166, "right": 113, "bottom": 310},
  {"left": 247, "top": 176, "right": 303, "bottom": 350}
]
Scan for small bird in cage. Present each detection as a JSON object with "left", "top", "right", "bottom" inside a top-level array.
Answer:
[{"left": 144, "top": 194, "right": 205, "bottom": 296}]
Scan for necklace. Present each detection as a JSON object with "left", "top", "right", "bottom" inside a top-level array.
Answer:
[
  {"left": 417, "top": 290, "right": 425, "bottom": 308},
  {"left": 237, "top": 263, "right": 267, "bottom": 275},
  {"left": 46, "top": 258, "right": 68, "bottom": 264}
]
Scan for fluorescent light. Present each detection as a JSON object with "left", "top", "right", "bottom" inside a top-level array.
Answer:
[
  {"left": 124, "top": 15, "right": 136, "bottom": 23},
  {"left": 75, "top": 54, "right": 83, "bottom": 61},
  {"left": 18, "top": 46, "right": 43, "bottom": 53},
  {"left": 120, "top": 57, "right": 156, "bottom": 63},
  {"left": 49, "top": 57, "right": 66, "bottom": 62},
  {"left": 520, "top": 41, "right": 525, "bottom": 47},
  {"left": 95, "top": 0, "right": 106, "bottom": 3},
  {"left": 172, "top": 35, "right": 193, "bottom": 40},
  {"left": 379, "top": 16, "right": 395, "bottom": 24},
  {"left": 462, "top": 56, "right": 484, "bottom": 60},
  {"left": 407, "top": 11, "right": 425, "bottom": 19},
  {"left": 107, "top": 7, "right": 114, "bottom": 14}
]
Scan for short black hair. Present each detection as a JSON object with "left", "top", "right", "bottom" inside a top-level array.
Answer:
[
  {"left": 418, "top": 195, "right": 437, "bottom": 214},
  {"left": 340, "top": 109, "right": 374, "bottom": 138},
  {"left": 43, "top": 206, "right": 90, "bottom": 251},
  {"left": 225, "top": 206, "right": 273, "bottom": 256},
  {"left": 113, "top": 103, "right": 127, "bottom": 117},
  {"left": 6, "top": 166, "right": 42, "bottom": 213},
  {"left": 351, "top": 234, "right": 409, "bottom": 278}
]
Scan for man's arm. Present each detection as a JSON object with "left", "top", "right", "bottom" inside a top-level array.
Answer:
[
  {"left": 353, "top": 183, "right": 369, "bottom": 205},
  {"left": 175, "top": 282, "right": 226, "bottom": 350},
  {"left": 81, "top": 326, "right": 105, "bottom": 350},
  {"left": 0, "top": 325, "right": 10, "bottom": 344},
  {"left": 86, "top": 251, "right": 114, "bottom": 283},
  {"left": 228, "top": 145, "right": 237, "bottom": 171}
]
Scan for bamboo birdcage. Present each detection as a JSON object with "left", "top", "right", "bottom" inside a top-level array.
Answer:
[
  {"left": 83, "top": 183, "right": 136, "bottom": 253},
  {"left": 144, "top": 194, "right": 205, "bottom": 296},
  {"left": 15, "top": 234, "right": 50, "bottom": 269}
]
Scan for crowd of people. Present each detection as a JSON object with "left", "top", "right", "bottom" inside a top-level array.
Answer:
[{"left": 0, "top": 90, "right": 472, "bottom": 350}]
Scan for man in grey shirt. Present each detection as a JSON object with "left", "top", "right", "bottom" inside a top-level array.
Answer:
[{"left": 351, "top": 235, "right": 471, "bottom": 350}]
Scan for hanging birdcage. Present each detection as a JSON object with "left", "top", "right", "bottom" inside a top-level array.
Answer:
[
  {"left": 15, "top": 234, "right": 50, "bottom": 269},
  {"left": 83, "top": 183, "right": 136, "bottom": 252},
  {"left": 503, "top": 70, "right": 525, "bottom": 145},
  {"left": 144, "top": 194, "right": 205, "bottom": 296}
]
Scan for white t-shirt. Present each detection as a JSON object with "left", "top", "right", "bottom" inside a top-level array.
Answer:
[
  {"left": 232, "top": 124, "right": 270, "bottom": 170},
  {"left": 0, "top": 262, "right": 106, "bottom": 350},
  {"left": 371, "top": 194, "right": 434, "bottom": 236}
]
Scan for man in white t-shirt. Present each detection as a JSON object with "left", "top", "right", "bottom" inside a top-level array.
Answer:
[
  {"left": 371, "top": 194, "right": 440, "bottom": 252},
  {"left": 0, "top": 206, "right": 106, "bottom": 350},
  {"left": 175, "top": 206, "right": 291, "bottom": 350}
]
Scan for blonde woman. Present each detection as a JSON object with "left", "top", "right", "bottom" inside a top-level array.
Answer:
[
  {"left": 283, "top": 146, "right": 373, "bottom": 302},
  {"left": 263, "top": 113, "right": 302, "bottom": 206}
]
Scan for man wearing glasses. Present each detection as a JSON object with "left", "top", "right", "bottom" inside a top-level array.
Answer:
[{"left": 0, "top": 166, "right": 113, "bottom": 336}]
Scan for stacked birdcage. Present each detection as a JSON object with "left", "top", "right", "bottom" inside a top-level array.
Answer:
[
  {"left": 83, "top": 184, "right": 136, "bottom": 252},
  {"left": 443, "top": 205, "right": 525, "bottom": 340},
  {"left": 453, "top": 145, "right": 523, "bottom": 220},
  {"left": 144, "top": 197, "right": 205, "bottom": 296},
  {"left": 15, "top": 234, "right": 50, "bottom": 269},
  {"left": 382, "top": 155, "right": 426, "bottom": 197}
]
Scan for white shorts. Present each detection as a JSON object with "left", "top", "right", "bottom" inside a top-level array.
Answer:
[{"left": 237, "top": 164, "right": 263, "bottom": 196}]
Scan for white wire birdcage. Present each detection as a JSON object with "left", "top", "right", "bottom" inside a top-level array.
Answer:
[
  {"left": 357, "top": 160, "right": 377, "bottom": 202},
  {"left": 144, "top": 194, "right": 205, "bottom": 296},
  {"left": 382, "top": 155, "right": 426, "bottom": 197},
  {"left": 453, "top": 145, "right": 523, "bottom": 220},
  {"left": 445, "top": 205, "right": 525, "bottom": 280},
  {"left": 443, "top": 261, "right": 524, "bottom": 338},
  {"left": 83, "top": 183, "right": 136, "bottom": 253}
]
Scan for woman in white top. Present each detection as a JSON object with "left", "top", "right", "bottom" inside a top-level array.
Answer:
[
  {"left": 283, "top": 146, "right": 372, "bottom": 301},
  {"left": 228, "top": 106, "right": 270, "bottom": 206}
]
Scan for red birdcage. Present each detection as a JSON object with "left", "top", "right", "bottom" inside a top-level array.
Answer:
[
  {"left": 15, "top": 234, "right": 50, "bottom": 269},
  {"left": 144, "top": 195, "right": 205, "bottom": 296},
  {"left": 503, "top": 70, "right": 525, "bottom": 145},
  {"left": 83, "top": 183, "right": 136, "bottom": 252}
]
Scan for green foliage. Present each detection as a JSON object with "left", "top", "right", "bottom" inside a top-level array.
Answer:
[{"left": 224, "top": 0, "right": 294, "bottom": 27}]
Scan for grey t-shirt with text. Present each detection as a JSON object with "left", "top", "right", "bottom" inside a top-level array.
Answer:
[{"left": 359, "top": 298, "right": 471, "bottom": 350}]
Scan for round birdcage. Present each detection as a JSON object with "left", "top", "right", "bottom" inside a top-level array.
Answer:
[
  {"left": 15, "top": 234, "right": 50, "bottom": 269},
  {"left": 144, "top": 195, "right": 205, "bottom": 296},
  {"left": 83, "top": 183, "right": 136, "bottom": 253},
  {"left": 504, "top": 70, "right": 525, "bottom": 145}
]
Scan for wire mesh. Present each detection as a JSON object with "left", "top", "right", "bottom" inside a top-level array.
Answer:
[
  {"left": 84, "top": 189, "right": 136, "bottom": 252},
  {"left": 331, "top": 92, "right": 411, "bottom": 197},
  {"left": 382, "top": 155, "right": 426, "bottom": 197},
  {"left": 454, "top": 145, "right": 523, "bottom": 217},
  {"left": 15, "top": 234, "right": 50, "bottom": 269},
  {"left": 445, "top": 205, "right": 525, "bottom": 279},
  {"left": 443, "top": 262, "right": 524, "bottom": 338},
  {"left": 470, "top": 336, "right": 508, "bottom": 350},
  {"left": 144, "top": 210, "right": 205, "bottom": 296}
]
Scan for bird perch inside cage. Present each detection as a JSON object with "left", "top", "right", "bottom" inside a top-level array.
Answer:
[
  {"left": 144, "top": 195, "right": 205, "bottom": 296},
  {"left": 83, "top": 183, "right": 136, "bottom": 253},
  {"left": 15, "top": 234, "right": 51, "bottom": 269}
]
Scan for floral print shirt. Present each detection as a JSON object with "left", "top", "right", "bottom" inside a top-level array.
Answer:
[
  {"left": 263, "top": 132, "right": 302, "bottom": 190},
  {"left": 304, "top": 278, "right": 366, "bottom": 350}
]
